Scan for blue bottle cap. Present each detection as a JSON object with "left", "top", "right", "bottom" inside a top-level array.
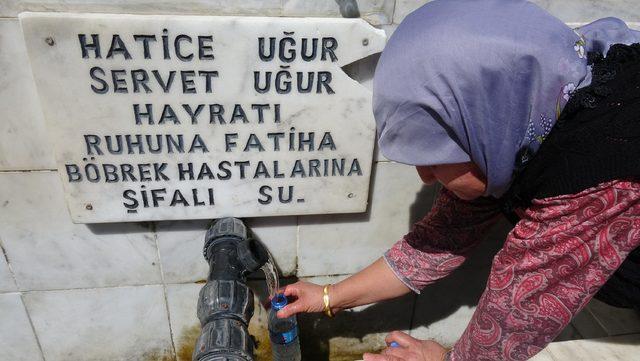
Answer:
[{"left": 271, "top": 293, "right": 288, "bottom": 311}]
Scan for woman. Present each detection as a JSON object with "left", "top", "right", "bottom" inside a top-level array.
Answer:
[{"left": 277, "top": 1, "right": 640, "bottom": 360}]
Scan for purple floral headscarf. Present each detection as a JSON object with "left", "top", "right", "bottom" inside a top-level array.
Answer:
[{"left": 373, "top": 0, "right": 640, "bottom": 197}]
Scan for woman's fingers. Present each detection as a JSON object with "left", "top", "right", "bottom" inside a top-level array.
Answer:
[
  {"left": 366, "top": 335, "right": 444, "bottom": 361},
  {"left": 283, "top": 283, "right": 300, "bottom": 297},
  {"left": 278, "top": 282, "right": 315, "bottom": 317},
  {"left": 276, "top": 301, "right": 300, "bottom": 318},
  {"left": 276, "top": 281, "right": 326, "bottom": 318},
  {"left": 385, "top": 331, "right": 418, "bottom": 348},
  {"left": 381, "top": 346, "right": 413, "bottom": 359}
]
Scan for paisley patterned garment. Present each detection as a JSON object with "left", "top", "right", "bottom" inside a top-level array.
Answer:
[{"left": 384, "top": 180, "right": 640, "bottom": 361}]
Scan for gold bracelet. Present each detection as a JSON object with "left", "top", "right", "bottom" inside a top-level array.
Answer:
[{"left": 322, "top": 284, "right": 334, "bottom": 317}]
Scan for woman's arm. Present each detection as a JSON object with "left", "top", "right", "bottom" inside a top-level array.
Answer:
[
  {"left": 449, "top": 181, "right": 640, "bottom": 361},
  {"left": 277, "top": 187, "right": 502, "bottom": 319},
  {"left": 277, "top": 258, "right": 410, "bottom": 318},
  {"left": 333, "top": 257, "right": 412, "bottom": 310},
  {"left": 385, "top": 187, "right": 502, "bottom": 292}
]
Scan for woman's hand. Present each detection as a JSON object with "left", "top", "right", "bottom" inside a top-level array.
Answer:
[
  {"left": 276, "top": 281, "right": 325, "bottom": 318},
  {"left": 363, "top": 331, "right": 448, "bottom": 361},
  {"left": 275, "top": 258, "right": 412, "bottom": 319}
]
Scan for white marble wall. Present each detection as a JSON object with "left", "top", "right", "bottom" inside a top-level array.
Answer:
[
  {"left": 0, "top": 0, "right": 395, "bottom": 25},
  {"left": 24, "top": 286, "right": 174, "bottom": 361},
  {"left": 0, "top": 19, "right": 55, "bottom": 170},
  {"left": 392, "top": 0, "right": 640, "bottom": 25},
  {"left": 297, "top": 163, "right": 436, "bottom": 277},
  {"left": 1, "top": 1, "right": 639, "bottom": 360},
  {"left": 0, "top": 172, "right": 162, "bottom": 291},
  {"left": 0, "top": 293, "right": 43, "bottom": 361}
]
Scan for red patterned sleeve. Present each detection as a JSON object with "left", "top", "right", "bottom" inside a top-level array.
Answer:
[{"left": 384, "top": 187, "right": 502, "bottom": 293}]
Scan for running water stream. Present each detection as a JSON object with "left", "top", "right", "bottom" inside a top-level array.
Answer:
[
  {"left": 261, "top": 250, "right": 280, "bottom": 299},
  {"left": 259, "top": 242, "right": 302, "bottom": 360}
]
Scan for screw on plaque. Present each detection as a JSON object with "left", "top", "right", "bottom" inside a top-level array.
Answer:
[
  {"left": 362, "top": 38, "right": 369, "bottom": 46},
  {"left": 85, "top": 203, "right": 93, "bottom": 210},
  {"left": 45, "top": 37, "right": 55, "bottom": 46},
  {"left": 347, "top": 193, "right": 355, "bottom": 198}
]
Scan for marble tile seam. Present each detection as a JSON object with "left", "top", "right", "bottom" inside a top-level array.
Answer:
[
  {"left": 0, "top": 290, "right": 21, "bottom": 296},
  {"left": 0, "top": 237, "right": 19, "bottom": 291},
  {"left": 249, "top": 272, "right": 358, "bottom": 282},
  {"left": 7, "top": 11, "right": 287, "bottom": 18},
  {"left": 583, "top": 305, "right": 616, "bottom": 337},
  {"left": 0, "top": 13, "right": 396, "bottom": 26},
  {"left": 298, "top": 271, "right": 355, "bottom": 280},
  {"left": 7, "top": 282, "right": 169, "bottom": 294},
  {"left": 151, "top": 223, "right": 178, "bottom": 360},
  {"left": 18, "top": 292, "right": 46, "bottom": 361},
  {"left": 294, "top": 215, "right": 300, "bottom": 276},
  {"left": 0, "top": 274, "right": 359, "bottom": 294},
  {"left": 389, "top": 0, "right": 397, "bottom": 26},
  {"left": 598, "top": 330, "right": 640, "bottom": 338},
  {"left": 2, "top": 17, "right": 631, "bottom": 26},
  {"left": 3, "top": 14, "right": 615, "bottom": 25}
]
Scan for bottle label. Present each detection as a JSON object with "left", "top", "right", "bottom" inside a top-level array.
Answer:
[{"left": 270, "top": 326, "right": 299, "bottom": 345}]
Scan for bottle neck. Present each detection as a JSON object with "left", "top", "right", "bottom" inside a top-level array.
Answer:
[{"left": 271, "top": 294, "right": 288, "bottom": 311}]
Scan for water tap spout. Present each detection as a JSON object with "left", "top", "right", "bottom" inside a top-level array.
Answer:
[{"left": 193, "top": 218, "right": 269, "bottom": 361}]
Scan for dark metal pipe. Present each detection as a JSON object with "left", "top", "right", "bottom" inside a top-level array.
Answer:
[{"left": 193, "top": 218, "right": 269, "bottom": 361}]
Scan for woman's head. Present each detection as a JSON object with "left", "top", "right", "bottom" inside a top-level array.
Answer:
[
  {"left": 373, "top": 0, "right": 637, "bottom": 198},
  {"left": 416, "top": 163, "right": 487, "bottom": 200}
]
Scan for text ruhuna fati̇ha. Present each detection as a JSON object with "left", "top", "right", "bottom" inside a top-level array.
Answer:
[{"left": 81, "top": 131, "right": 338, "bottom": 155}]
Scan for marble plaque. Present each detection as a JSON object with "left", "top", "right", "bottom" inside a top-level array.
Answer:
[{"left": 20, "top": 12, "right": 385, "bottom": 223}]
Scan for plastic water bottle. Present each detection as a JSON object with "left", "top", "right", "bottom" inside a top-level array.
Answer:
[{"left": 269, "top": 293, "right": 301, "bottom": 361}]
